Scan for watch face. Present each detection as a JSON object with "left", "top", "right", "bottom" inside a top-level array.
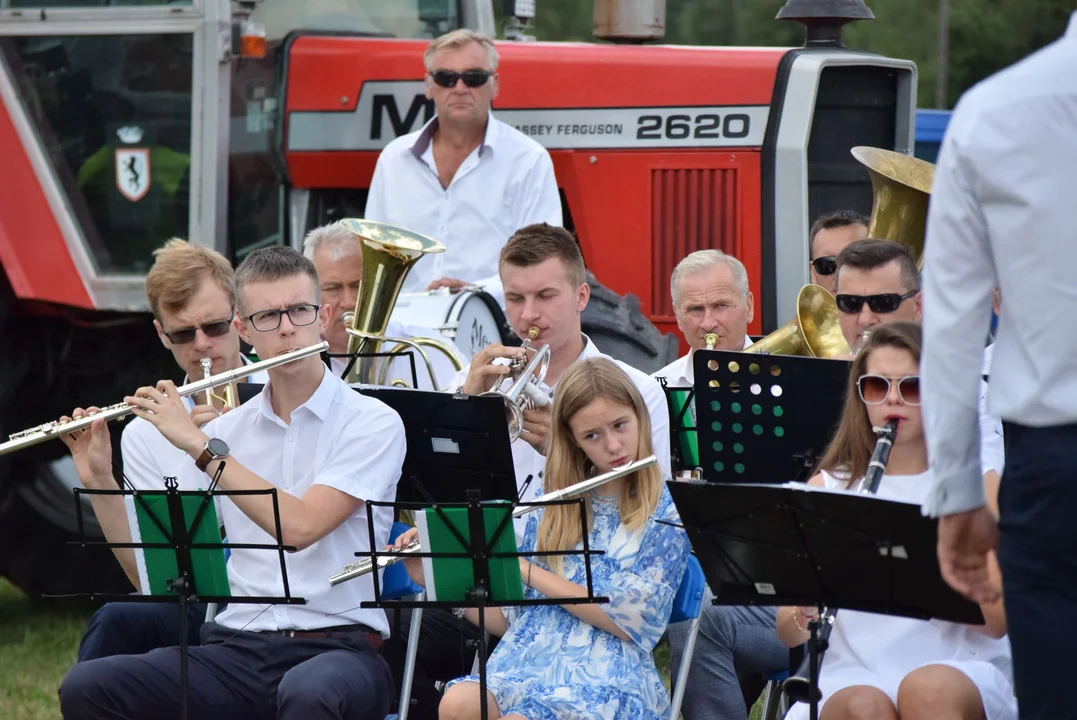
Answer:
[{"left": 207, "top": 438, "right": 229, "bottom": 458}]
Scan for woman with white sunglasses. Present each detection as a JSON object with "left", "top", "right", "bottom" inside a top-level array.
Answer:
[{"left": 777, "top": 322, "right": 1015, "bottom": 720}]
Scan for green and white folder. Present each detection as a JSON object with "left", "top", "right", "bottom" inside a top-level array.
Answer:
[
  {"left": 414, "top": 503, "right": 523, "bottom": 603},
  {"left": 669, "top": 388, "right": 700, "bottom": 468},
  {"left": 125, "top": 491, "right": 230, "bottom": 598}
]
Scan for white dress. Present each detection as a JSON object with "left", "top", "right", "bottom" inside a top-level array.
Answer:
[{"left": 786, "top": 469, "right": 1016, "bottom": 720}]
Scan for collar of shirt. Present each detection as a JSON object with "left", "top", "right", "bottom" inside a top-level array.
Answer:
[
  {"left": 256, "top": 363, "right": 335, "bottom": 428},
  {"left": 410, "top": 111, "right": 499, "bottom": 163}
]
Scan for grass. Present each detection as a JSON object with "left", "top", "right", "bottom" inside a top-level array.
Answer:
[
  {"left": 0, "top": 578, "right": 93, "bottom": 720},
  {"left": 0, "top": 578, "right": 764, "bottom": 720}
]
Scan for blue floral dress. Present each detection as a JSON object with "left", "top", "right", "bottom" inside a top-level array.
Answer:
[{"left": 447, "top": 485, "right": 690, "bottom": 720}]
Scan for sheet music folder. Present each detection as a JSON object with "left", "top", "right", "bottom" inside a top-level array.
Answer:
[
  {"left": 693, "top": 350, "right": 850, "bottom": 484},
  {"left": 667, "top": 480, "right": 983, "bottom": 625}
]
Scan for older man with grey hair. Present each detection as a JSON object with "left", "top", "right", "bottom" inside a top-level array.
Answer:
[
  {"left": 304, "top": 222, "right": 463, "bottom": 390},
  {"left": 656, "top": 250, "right": 788, "bottom": 720},
  {"left": 652, "top": 249, "right": 755, "bottom": 389}
]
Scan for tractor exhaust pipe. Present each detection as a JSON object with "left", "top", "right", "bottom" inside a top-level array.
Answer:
[
  {"left": 593, "top": 0, "right": 666, "bottom": 44},
  {"left": 776, "top": 0, "right": 875, "bottom": 48}
]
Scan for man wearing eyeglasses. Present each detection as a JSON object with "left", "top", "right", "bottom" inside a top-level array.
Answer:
[
  {"left": 60, "top": 246, "right": 404, "bottom": 720},
  {"left": 364, "top": 29, "right": 561, "bottom": 308},
  {"left": 833, "top": 238, "right": 922, "bottom": 353},
  {"left": 808, "top": 210, "right": 869, "bottom": 295},
  {"left": 75, "top": 239, "right": 269, "bottom": 663}
]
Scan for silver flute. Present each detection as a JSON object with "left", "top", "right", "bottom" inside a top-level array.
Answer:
[
  {"left": 0, "top": 341, "right": 329, "bottom": 456},
  {"left": 329, "top": 454, "right": 659, "bottom": 587}
]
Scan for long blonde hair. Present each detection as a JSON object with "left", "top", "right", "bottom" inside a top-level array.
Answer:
[
  {"left": 816, "top": 322, "right": 922, "bottom": 484},
  {"left": 536, "top": 358, "right": 664, "bottom": 575}
]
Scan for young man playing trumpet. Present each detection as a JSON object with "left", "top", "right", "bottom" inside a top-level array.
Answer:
[
  {"left": 59, "top": 247, "right": 405, "bottom": 720},
  {"left": 383, "top": 223, "right": 671, "bottom": 718},
  {"left": 77, "top": 239, "right": 269, "bottom": 662}
]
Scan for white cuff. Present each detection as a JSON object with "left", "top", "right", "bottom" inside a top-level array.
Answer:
[{"left": 921, "top": 466, "right": 987, "bottom": 517}]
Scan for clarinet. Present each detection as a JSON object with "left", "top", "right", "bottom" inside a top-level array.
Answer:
[{"left": 782, "top": 418, "right": 899, "bottom": 706}]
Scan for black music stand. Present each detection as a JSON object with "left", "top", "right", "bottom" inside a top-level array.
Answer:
[
  {"left": 360, "top": 491, "right": 608, "bottom": 720},
  {"left": 694, "top": 351, "right": 850, "bottom": 483},
  {"left": 355, "top": 387, "right": 519, "bottom": 505},
  {"left": 73, "top": 475, "right": 304, "bottom": 720},
  {"left": 666, "top": 480, "right": 983, "bottom": 720},
  {"left": 330, "top": 348, "right": 420, "bottom": 387}
]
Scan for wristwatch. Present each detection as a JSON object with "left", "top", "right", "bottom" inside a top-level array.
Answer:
[{"left": 195, "top": 437, "right": 230, "bottom": 472}]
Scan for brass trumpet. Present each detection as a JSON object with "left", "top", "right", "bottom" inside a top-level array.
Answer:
[
  {"left": 480, "top": 326, "right": 551, "bottom": 442},
  {"left": 200, "top": 358, "right": 236, "bottom": 410},
  {"left": 0, "top": 342, "right": 329, "bottom": 456},
  {"left": 328, "top": 454, "right": 658, "bottom": 586}
]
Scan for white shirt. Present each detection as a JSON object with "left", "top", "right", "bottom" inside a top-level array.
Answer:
[
  {"left": 921, "top": 13, "right": 1077, "bottom": 516},
  {"left": 328, "top": 319, "right": 464, "bottom": 390},
  {"left": 979, "top": 345, "right": 1004, "bottom": 477},
  {"left": 172, "top": 365, "right": 406, "bottom": 635},
  {"left": 120, "top": 355, "right": 270, "bottom": 492},
  {"left": 650, "top": 336, "right": 756, "bottom": 387},
  {"left": 364, "top": 113, "right": 561, "bottom": 307},
  {"left": 447, "top": 334, "right": 671, "bottom": 542}
]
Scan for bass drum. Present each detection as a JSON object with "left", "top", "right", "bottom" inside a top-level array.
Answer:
[{"left": 389, "top": 288, "right": 510, "bottom": 361}]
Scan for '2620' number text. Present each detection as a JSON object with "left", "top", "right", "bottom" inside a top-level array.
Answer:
[{"left": 636, "top": 113, "right": 751, "bottom": 141}]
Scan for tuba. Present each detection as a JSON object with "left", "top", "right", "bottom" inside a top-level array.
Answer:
[
  {"left": 338, "top": 219, "right": 466, "bottom": 386},
  {"left": 747, "top": 285, "right": 851, "bottom": 358},
  {"left": 850, "top": 146, "right": 935, "bottom": 266}
]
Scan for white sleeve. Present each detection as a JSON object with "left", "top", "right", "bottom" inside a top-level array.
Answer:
[
  {"left": 513, "top": 150, "right": 562, "bottom": 229},
  {"left": 920, "top": 108, "right": 997, "bottom": 518},
  {"left": 363, "top": 152, "right": 389, "bottom": 222},
  {"left": 979, "top": 376, "right": 1005, "bottom": 476},
  {"left": 635, "top": 373, "right": 672, "bottom": 480},
  {"left": 315, "top": 405, "right": 405, "bottom": 503},
  {"left": 119, "top": 422, "right": 163, "bottom": 489}
]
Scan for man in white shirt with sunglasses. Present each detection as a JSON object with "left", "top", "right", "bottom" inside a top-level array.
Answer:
[{"left": 364, "top": 29, "right": 561, "bottom": 308}]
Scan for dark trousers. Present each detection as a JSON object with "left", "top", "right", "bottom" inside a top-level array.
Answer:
[
  {"left": 382, "top": 607, "right": 491, "bottom": 720},
  {"left": 997, "top": 421, "right": 1077, "bottom": 719},
  {"left": 60, "top": 621, "right": 393, "bottom": 720},
  {"left": 78, "top": 600, "right": 207, "bottom": 662}
]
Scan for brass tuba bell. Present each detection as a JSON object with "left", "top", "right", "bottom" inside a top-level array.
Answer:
[
  {"left": 747, "top": 285, "right": 851, "bottom": 358},
  {"left": 851, "top": 146, "right": 935, "bottom": 266},
  {"left": 338, "top": 219, "right": 465, "bottom": 386}
]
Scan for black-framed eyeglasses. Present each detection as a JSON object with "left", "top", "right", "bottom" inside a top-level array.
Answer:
[
  {"left": 162, "top": 311, "right": 235, "bottom": 344},
  {"left": 429, "top": 69, "right": 492, "bottom": 89},
  {"left": 858, "top": 374, "right": 921, "bottom": 406},
  {"left": 245, "top": 304, "right": 319, "bottom": 332},
  {"left": 810, "top": 256, "right": 837, "bottom": 276},
  {"left": 835, "top": 290, "right": 918, "bottom": 315}
]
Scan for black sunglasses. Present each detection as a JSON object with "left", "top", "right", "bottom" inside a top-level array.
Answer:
[
  {"left": 835, "top": 290, "right": 918, "bottom": 315},
  {"left": 858, "top": 374, "right": 921, "bottom": 406},
  {"left": 162, "top": 311, "right": 235, "bottom": 345},
  {"left": 429, "top": 69, "right": 492, "bottom": 89},
  {"left": 810, "top": 256, "right": 837, "bottom": 276}
]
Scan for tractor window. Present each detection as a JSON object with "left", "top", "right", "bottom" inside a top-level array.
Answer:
[
  {"left": 2, "top": 33, "right": 193, "bottom": 274},
  {"left": 244, "top": 0, "right": 460, "bottom": 40}
]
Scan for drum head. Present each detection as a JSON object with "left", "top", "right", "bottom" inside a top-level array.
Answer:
[{"left": 451, "top": 290, "right": 510, "bottom": 358}]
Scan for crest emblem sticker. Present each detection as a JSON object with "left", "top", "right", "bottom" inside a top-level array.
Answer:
[{"left": 115, "top": 148, "right": 151, "bottom": 202}]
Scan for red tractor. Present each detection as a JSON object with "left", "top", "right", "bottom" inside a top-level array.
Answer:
[{"left": 0, "top": 0, "right": 915, "bottom": 594}]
